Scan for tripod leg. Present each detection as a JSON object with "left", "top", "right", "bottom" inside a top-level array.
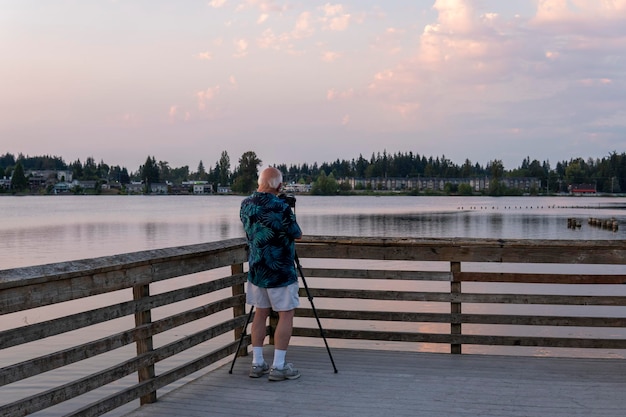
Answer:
[
  {"left": 229, "top": 305, "right": 254, "bottom": 374},
  {"left": 295, "top": 253, "right": 338, "bottom": 373}
]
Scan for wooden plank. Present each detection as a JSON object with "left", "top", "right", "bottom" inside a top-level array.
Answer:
[
  {"left": 302, "top": 287, "right": 626, "bottom": 306},
  {"left": 1, "top": 297, "right": 243, "bottom": 386},
  {"left": 0, "top": 265, "right": 153, "bottom": 314},
  {"left": 300, "top": 288, "right": 453, "bottom": 302},
  {"left": 123, "top": 346, "right": 626, "bottom": 417},
  {"left": 0, "top": 238, "right": 248, "bottom": 289},
  {"left": 296, "top": 237, "right": 626, "bottom": 264},
  {"left": 301, "top": 268, "right": 451, "bottom": 281},
  {"left": 296, "top": 308, "right": 626, "bottom": 327},
  {"left": 0, "top": 320, "right": 241, "bottom": 416},
  {"left": 1, "top": 279, "right": 244, "bottom": 350},
  {"left": 292, "top": 328, "right": 626, "bottom": 349},
  {"left": 133, "top": 283, "right": 156, "bottom": 405},
  {"left": 459, "top": 271, "right": 626, "bottom": 284},
  {"left": 300, "top": 288, "right": 626, "bottom": 306},
  {"left": 457, "top": 292, "right": 626, "bottom": 306},
  {"left": 65, "top": 342, "right": 238, "bottom": 417}
]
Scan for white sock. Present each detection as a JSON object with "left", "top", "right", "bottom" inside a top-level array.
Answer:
[
  {"left": 252, "top": 347, "right": 265, "bottom": 365},
  {"left": 272, "top": 349, "right": 287, "bottom": 369}
]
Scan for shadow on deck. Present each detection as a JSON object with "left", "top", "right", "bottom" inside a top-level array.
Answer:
[{"left": 122, "top": 346, "right": 626, "bottom": 417}]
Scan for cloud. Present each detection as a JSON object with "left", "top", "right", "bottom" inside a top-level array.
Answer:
[
  {"left": 370, "top": 27, "right": 405, "bottom": 55},
  {"left": 195, "top": 51, "right": 213, "bottom": 60},
  {"left": 196, "top": 86, "right": 220, "bottom": 111},
  {"left": 432, "top": 0, "right": 475, "bottom": 34},
  {"left": 534, "top": 0, "right": 626, "bottom": 23},
  {"left": 209, "top": 0, "right": 227, "bottom": 8},
  {"left": 356, "top": 0, "right": 626, "bottom": 153},
  {"left": 257, "top": 13, "right": 269, "bottom": 24},
  {"left": 319, "top": 3, "right": 352, "bottom": 31},
  {"left": 256, "top": 12, "right": 314, "bottom": 51},
  {"left": 321, "top": 50, "right": 340, "bottom": 62},
  {"left": 168, "top": 105, "right": 192, "bottom": 123},
  {"left": 236, "top": 0, "right": 288, "bottom": 14},
  {"left": 293, "top": 11, "right": 314, "bottom": 38},
  {"left": 118, "top": 112, "right": 141, "bottom": 128},
  {"left": 233, "top": 38, "right": 249, "bottom": 57},
  {"left": 326, "top": 88, "right": 354, "bottom": 101}
]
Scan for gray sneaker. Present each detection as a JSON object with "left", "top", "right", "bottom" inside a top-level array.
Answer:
[
  {"left": 249, "top": 362, "right": 269, "bottom": 378},
  {"left": 268, "top": 363, "right": 300, "bottom": 381}
]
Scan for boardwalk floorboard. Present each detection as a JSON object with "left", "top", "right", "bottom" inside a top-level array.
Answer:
[{"left": 123, "top": 346, "right": 626, "bottom": 417}]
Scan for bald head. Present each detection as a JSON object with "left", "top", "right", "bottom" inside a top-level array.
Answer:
[{"left": 257, "top": 167, "right": 283, "bottom": 193}]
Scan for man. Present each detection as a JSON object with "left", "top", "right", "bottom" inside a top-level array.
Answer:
[{"left": 240, "top": 166, "right": 303, "bottom": 381}]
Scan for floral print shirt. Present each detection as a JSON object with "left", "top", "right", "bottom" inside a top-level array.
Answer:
[{"left": 240, "top": 192, "right": 302, "bottom": 288}]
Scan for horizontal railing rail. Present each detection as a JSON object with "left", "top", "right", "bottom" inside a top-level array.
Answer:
[{"left": 1, "top": 236, "right": 625, "bottom": 416}]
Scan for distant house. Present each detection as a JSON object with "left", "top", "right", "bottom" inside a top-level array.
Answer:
[
  {"left": 282, "top": 183, "right": 311, "bottom": 193},
  {"left": 217, "top": 185, "right": 232, "bottom": 194},
  {"left": 169, "top": 184, "right": 190, "bottom": 195},
  {"left": 150, "top": 183, "right": 169, "bottom": 194},
  {"left": 0, "top": 177, "right": 11, "bottom": 189},
  {"left": 75, "top": 180, "right": 97, "bottom": 190},
  {"left": 53, "top": 182, "right": 72, "bottom": 193},
  {"left": 126, "top": 182, "right": 144, "bottom": 194},
  {"left": 570, "top": 184, "right": 596, "bottom": 195},
  {"left": 191, "top": 181, "right": 213, "bottom": 194},
  {"left": 56, "top": 170, "right": 73, "bottom": 182}
]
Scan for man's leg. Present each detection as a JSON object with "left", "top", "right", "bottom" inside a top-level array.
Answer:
[
  {"left": 272, "top": 309, "right": 295, "bottom": 368},
  {"left": 251, "top": 307, "right": 270, "bottom": 364},
  {"left": 274, "top": 309, "right": 295, "bottom": 350},
  {"left": 269, "top": 308, "right": 300, "bottom": 380}
]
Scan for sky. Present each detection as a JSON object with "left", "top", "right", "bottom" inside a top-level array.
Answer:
[{"left": 1, "top": 0, "right": 625, "bottom": 173}]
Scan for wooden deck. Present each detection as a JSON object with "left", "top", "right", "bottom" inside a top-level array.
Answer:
[{"left": 122, "top": 346, "right": 626, "bottom": 417}]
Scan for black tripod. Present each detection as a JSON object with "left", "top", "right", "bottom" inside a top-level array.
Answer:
[{"left": 229, "top": 252, "right": 338, "bottom": 374}]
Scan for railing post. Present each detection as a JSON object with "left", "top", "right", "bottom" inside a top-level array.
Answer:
[
  {"left": 450, "top": 261, "right": 462, "bottom": 354},
  {"left": 133, "top": 283, "right": 156, "bottom": 405},
  {"left": 231, "top": 262, "right": 249, "bottom": 357}
]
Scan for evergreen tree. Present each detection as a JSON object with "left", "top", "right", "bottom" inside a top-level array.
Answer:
[
  {"left": 232, "top": 151, "right": 261, "bottom": 194},
  {"left": 195, "top": 160, "right": 207, "bottom": 181},
  {"left": 71, "top": 159, "right": 83, "bottom": 180},
  {"left": 0, "top": 153, "right": 16, "bottom": 176},
  {"left": 83, "top": 157, "right": 98, "bottom": 180},
  {"left": 218, "top": 151, "right": 230, "bottom": 186},
  {"left": 10, "top": 161, "right": 28, "bottom": 192},
  {"left": 140, "top": 156, "right": 160, "bottom": 192},
  {"left": 158, "top": 161, "right": 171, "bottom": 182}
]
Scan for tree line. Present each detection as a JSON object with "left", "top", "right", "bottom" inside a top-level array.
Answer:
[{"left": 1, "top": 150, "right": 625, "bottom": 195}]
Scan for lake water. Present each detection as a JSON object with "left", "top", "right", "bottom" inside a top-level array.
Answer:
[
  {"left": 2, "top": 194, "right": 625, "bottom": 269},
  {"left": 1, "top": 195, "right": 626, "bottom": 416}
]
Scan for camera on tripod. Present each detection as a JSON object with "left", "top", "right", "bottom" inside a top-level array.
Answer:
[{"left": 278, "top": 193, "right": 296, "bottom": 209}]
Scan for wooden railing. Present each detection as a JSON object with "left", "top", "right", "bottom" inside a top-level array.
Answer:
[
  {"left": 1, "top": 236, "right": 625, "bottom": 416},
  {"left": 294, "top": 236, "right": 626, "bottom": 355},
  {"left": 0, "top": 239, "right": 249, "bottom": 417}
]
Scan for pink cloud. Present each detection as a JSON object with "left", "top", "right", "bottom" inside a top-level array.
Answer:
[
  {"left": 195, "top": 51, "right": 213, "bottom": 60},
  {"left": 233, "top": 38, "right": 249, "bottom": 57},
  {"left": 319, "top": 3, "right": 352, "bottom": 31},
  {"left": 209, "top": 0, "right": 227, "bottom": 8},
  {"left": 321, "top": 50, "right": 340, "bottom": 62},
  {"left": 196, "top": 86, "right": 220, "bottom": 111},
  {"left": 256, "top": 12, "right": 314, "bottom": 52}
]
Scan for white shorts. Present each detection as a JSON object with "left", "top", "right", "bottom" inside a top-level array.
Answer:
[{"left": 246, "top": 282, "right": 300, "bottom": 311}]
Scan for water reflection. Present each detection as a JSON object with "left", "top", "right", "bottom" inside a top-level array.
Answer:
[
  {"left": 1, "top": 195, "right": 624, "bottom": 269},
  {"left": 300, "top": 209, "right": 624, "bottom": 240}
]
